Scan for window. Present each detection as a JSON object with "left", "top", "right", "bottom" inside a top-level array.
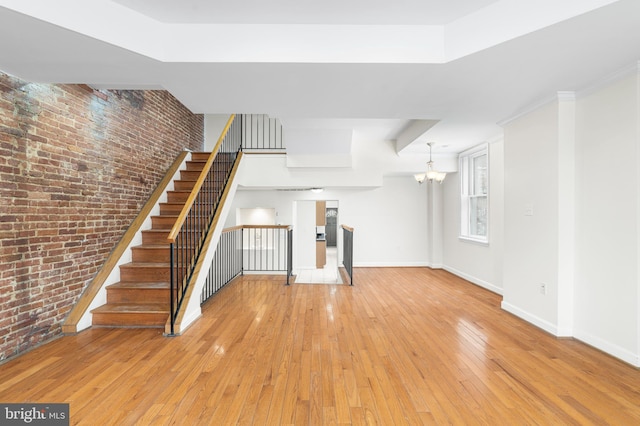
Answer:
[{"left": 460, "top": 144, "right": 489, "bottom": 243}]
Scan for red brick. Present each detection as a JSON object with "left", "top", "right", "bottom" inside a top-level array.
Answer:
[{"left": 0, "top": 71, "right": 203, "bottom": 361}]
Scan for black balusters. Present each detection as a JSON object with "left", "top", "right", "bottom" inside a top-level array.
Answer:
[
  {"left": 342, "top": 225, "right": 354, "bottom": 286},
  {"left": 168, "top": 115, "right": 242, "bottom": 335}
]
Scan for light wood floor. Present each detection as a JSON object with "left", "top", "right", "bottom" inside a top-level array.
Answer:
[{"left": 1, "top": 268, "right": 640, "bottom": 425}]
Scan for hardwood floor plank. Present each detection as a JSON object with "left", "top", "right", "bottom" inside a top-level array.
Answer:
[
  {"left": 294, "top": 399, "right": 310, "bottom": 426},
  {"left": 1, "top": 269, "right": 639, "bottom": 425},
  {"left": 330, "top": 341, "right": 353, "bottom": 424}
]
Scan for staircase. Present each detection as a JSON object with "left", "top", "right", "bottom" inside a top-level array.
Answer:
[{"left": 91, "top": 153, "right": 211, "bottom": 327}]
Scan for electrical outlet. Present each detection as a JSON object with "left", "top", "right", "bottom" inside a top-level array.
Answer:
[
  {"left": 525, "top": 204, "right": 534, "bottom": 216},
  {"left": 540, "top": 283, "right": 546, "bottom": 295}
]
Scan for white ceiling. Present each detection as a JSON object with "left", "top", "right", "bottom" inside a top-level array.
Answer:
[
  {"left": 113, "top": 0, "right": 500, "bottom": 25},
  {"left": 0, "top": 0, "right": 639, "bottom": 156}
]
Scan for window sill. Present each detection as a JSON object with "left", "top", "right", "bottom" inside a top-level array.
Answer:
[{"left": 458, "top": 236, "right": 489, "bottom": 247}]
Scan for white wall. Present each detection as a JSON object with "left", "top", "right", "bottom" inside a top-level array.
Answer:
[
  {"left": 237, "top": 208, "right": 276, "bottom": 225},
  {"left": 295, "top": 201, "right": 317, "bottom": 269},
  {"left": 338, "top": 177, "right": 429, "bottom": 267},
  {"left": 204, "top": 114, "right": 232, "bottom": 151},
  {"left": 226, "top": 176, "right": 429, "bottom": 267},
  {"left": 502, "top": 101, "right": 561, "bottom": 333},
  {"left": 498, "top": 65, "right": 640, "bottom": 366},
  {"left": 442, "top": 140, "right": 504, "bottom": 294},
  {"left": 573, "top": 72, "right": 639, "bottom": 365}
]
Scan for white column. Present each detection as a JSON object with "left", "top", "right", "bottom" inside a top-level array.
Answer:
[
  {"left": 427, "top": 182, "right": 444, "bottom": 268},
  {"left": 557, "top": 92, "right": 576, "bottom": 337}
]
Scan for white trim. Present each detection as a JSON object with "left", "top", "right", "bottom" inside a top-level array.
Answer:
[
  {"left": 501, "top": 302, "right": 640, "bottom": 367},
  {"left": 498, "top": 91, "right": 570, "bottom": 127},
  {"left": 458, "top": 142, "right": 488, "bottom": 157},
  {"left": 501, "top": 301, "right": 559, "bottom": 336},
  {"left": 573, "top": 329, "right": 640, "bottom": 368},
  {"left": 576, "top": 60, "right": 640, "bottom": 99},
  {"left": 458, "top": 236, "right": 489, "bottom": 246},
  {"left": 243, "top": 270, "right": 287, "bottom": 275},
  {"left": 443, "top": 265, "right": 502, "bottom": 295},
  {"left": 459, "top": 144, "right": 489, "bottom": 243},
  {"left": 556, "top": 91, "right": 576, "bottom": 102},
  {"left": 171, "top": 310, "right": 202, "bottom": 336},
  {"left": 499, "top": 61, "right": 640, "bottom": 127},
  {"left": 353, "top": 261, "right": 430, "bottom": 267},
  {"left": 486, "top": 134, "right": 504, "bottom": 145},
  {"left": 637, "top": 64, "right": 640, "bottom": 368}
]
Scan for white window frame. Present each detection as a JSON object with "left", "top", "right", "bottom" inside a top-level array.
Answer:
[{"left": 459, "top": 143, "right": 489, "bottom": 245}]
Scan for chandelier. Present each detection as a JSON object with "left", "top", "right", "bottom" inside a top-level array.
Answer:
[{"left": 414, "top": 142, "right": 446, "bottom": 184}]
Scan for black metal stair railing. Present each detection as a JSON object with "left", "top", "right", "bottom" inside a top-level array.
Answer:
[
  {"left": 242, "top": 225, "right": 290, "bottom": 273},
  {"left": 242, "top": 114, "right": 284, "bottom": 150},
  {"left": 167, "top": 114, "right": 242, "bottom": 336},
  {"left": 286, "top": 227, "right": 293, "bottom": 285},
  {"left": 201, "top": 225, "right": 294, "bottom": 304},
  {"left": 200, "top": 226, "right": 243, "bottom": 304},
  {"left": 342, "top": 225, "right": 354, "bottom": 286}
]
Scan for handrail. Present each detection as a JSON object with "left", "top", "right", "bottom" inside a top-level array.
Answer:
[
  {"left": 167, "top": 113, "right": 288, "bottom": 334},
  {"left": 241, "top": 225, "right": 292, "bottom": 230},
  {"left": 168, "top": 114, "right": 242, "bottom": 335},
  {"left": 168, "top": 114, "right": 236, "bottom": 243},
  {"left": 166, "top": 152, "right": 243, "bottom": 335},
  {"left": 341, "top": 225, "right": 354, "bottom": 233}
]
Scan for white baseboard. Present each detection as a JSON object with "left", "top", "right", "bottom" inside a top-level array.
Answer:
[
  {"left": 176, "top": 309, "right": 202, "bottom": 335},
  {"left": 443, "top": 265, "right": 503, "bottom": 295},
  {"left": 244, "top": 270, "right": 287, "bottom": 275},
  {"left": 501, "top": 302, "right": 640, "bottom": 367},
  {"left": 573, "top": 329, "right": 640, "bottom": 368},
  {"left": 353, "top": 261, "right": 430, "bottom": 267},
  {"left": 501, "top": 301, "right": 559, "bottom": 336}
]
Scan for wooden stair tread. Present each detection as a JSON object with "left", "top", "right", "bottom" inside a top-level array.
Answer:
[
  {"left": 151, "top": 214, "right": 207, "bottom": 219},
  {"left": 120, "top": 262, "right": 169, "bottom": 268},
  {"left": 91, "top": 303, "right": 169, "bottom": 314},
  {"left": 108, "top": 281, "right": 170, "bottom": 290},
  {"left": 132, "top": 244, "right": 194, "bottom": 249},
  {"left": 90, "top": 150, "right": 228, "bottom": 328}
]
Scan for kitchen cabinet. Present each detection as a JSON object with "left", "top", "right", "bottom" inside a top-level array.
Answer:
[
  {"left": 315, "top": 201, "right": 326, "bottom": 225},
  {"left": 315, "top": 200, "right": 327, "bottom": 268},
  {"left": 316, "top": 240, "right": 326, "bottom": 268}
]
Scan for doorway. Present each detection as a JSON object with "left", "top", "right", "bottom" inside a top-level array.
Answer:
[
  {"left": 293, "top": 200, "right": 341, "bottom": 284},
  {"left": 325, "top": 207, "right": 338, "bottom": 247}
]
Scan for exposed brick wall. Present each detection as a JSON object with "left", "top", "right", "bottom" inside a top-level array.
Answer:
[{"left": 0, "top": 71, "right": 203, "bottom": 361}]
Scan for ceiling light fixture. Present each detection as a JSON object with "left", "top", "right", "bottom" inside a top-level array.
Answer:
[
  {"left": 310, "top": 188, "right": 324, "bottom": 193},
  {"left": 415, "top": 142, "right": 446, "bottom": 184}
]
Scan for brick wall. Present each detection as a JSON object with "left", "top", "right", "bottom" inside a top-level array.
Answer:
[{"left": 0, "top": 72, "right": 204, "bottom": 361}]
